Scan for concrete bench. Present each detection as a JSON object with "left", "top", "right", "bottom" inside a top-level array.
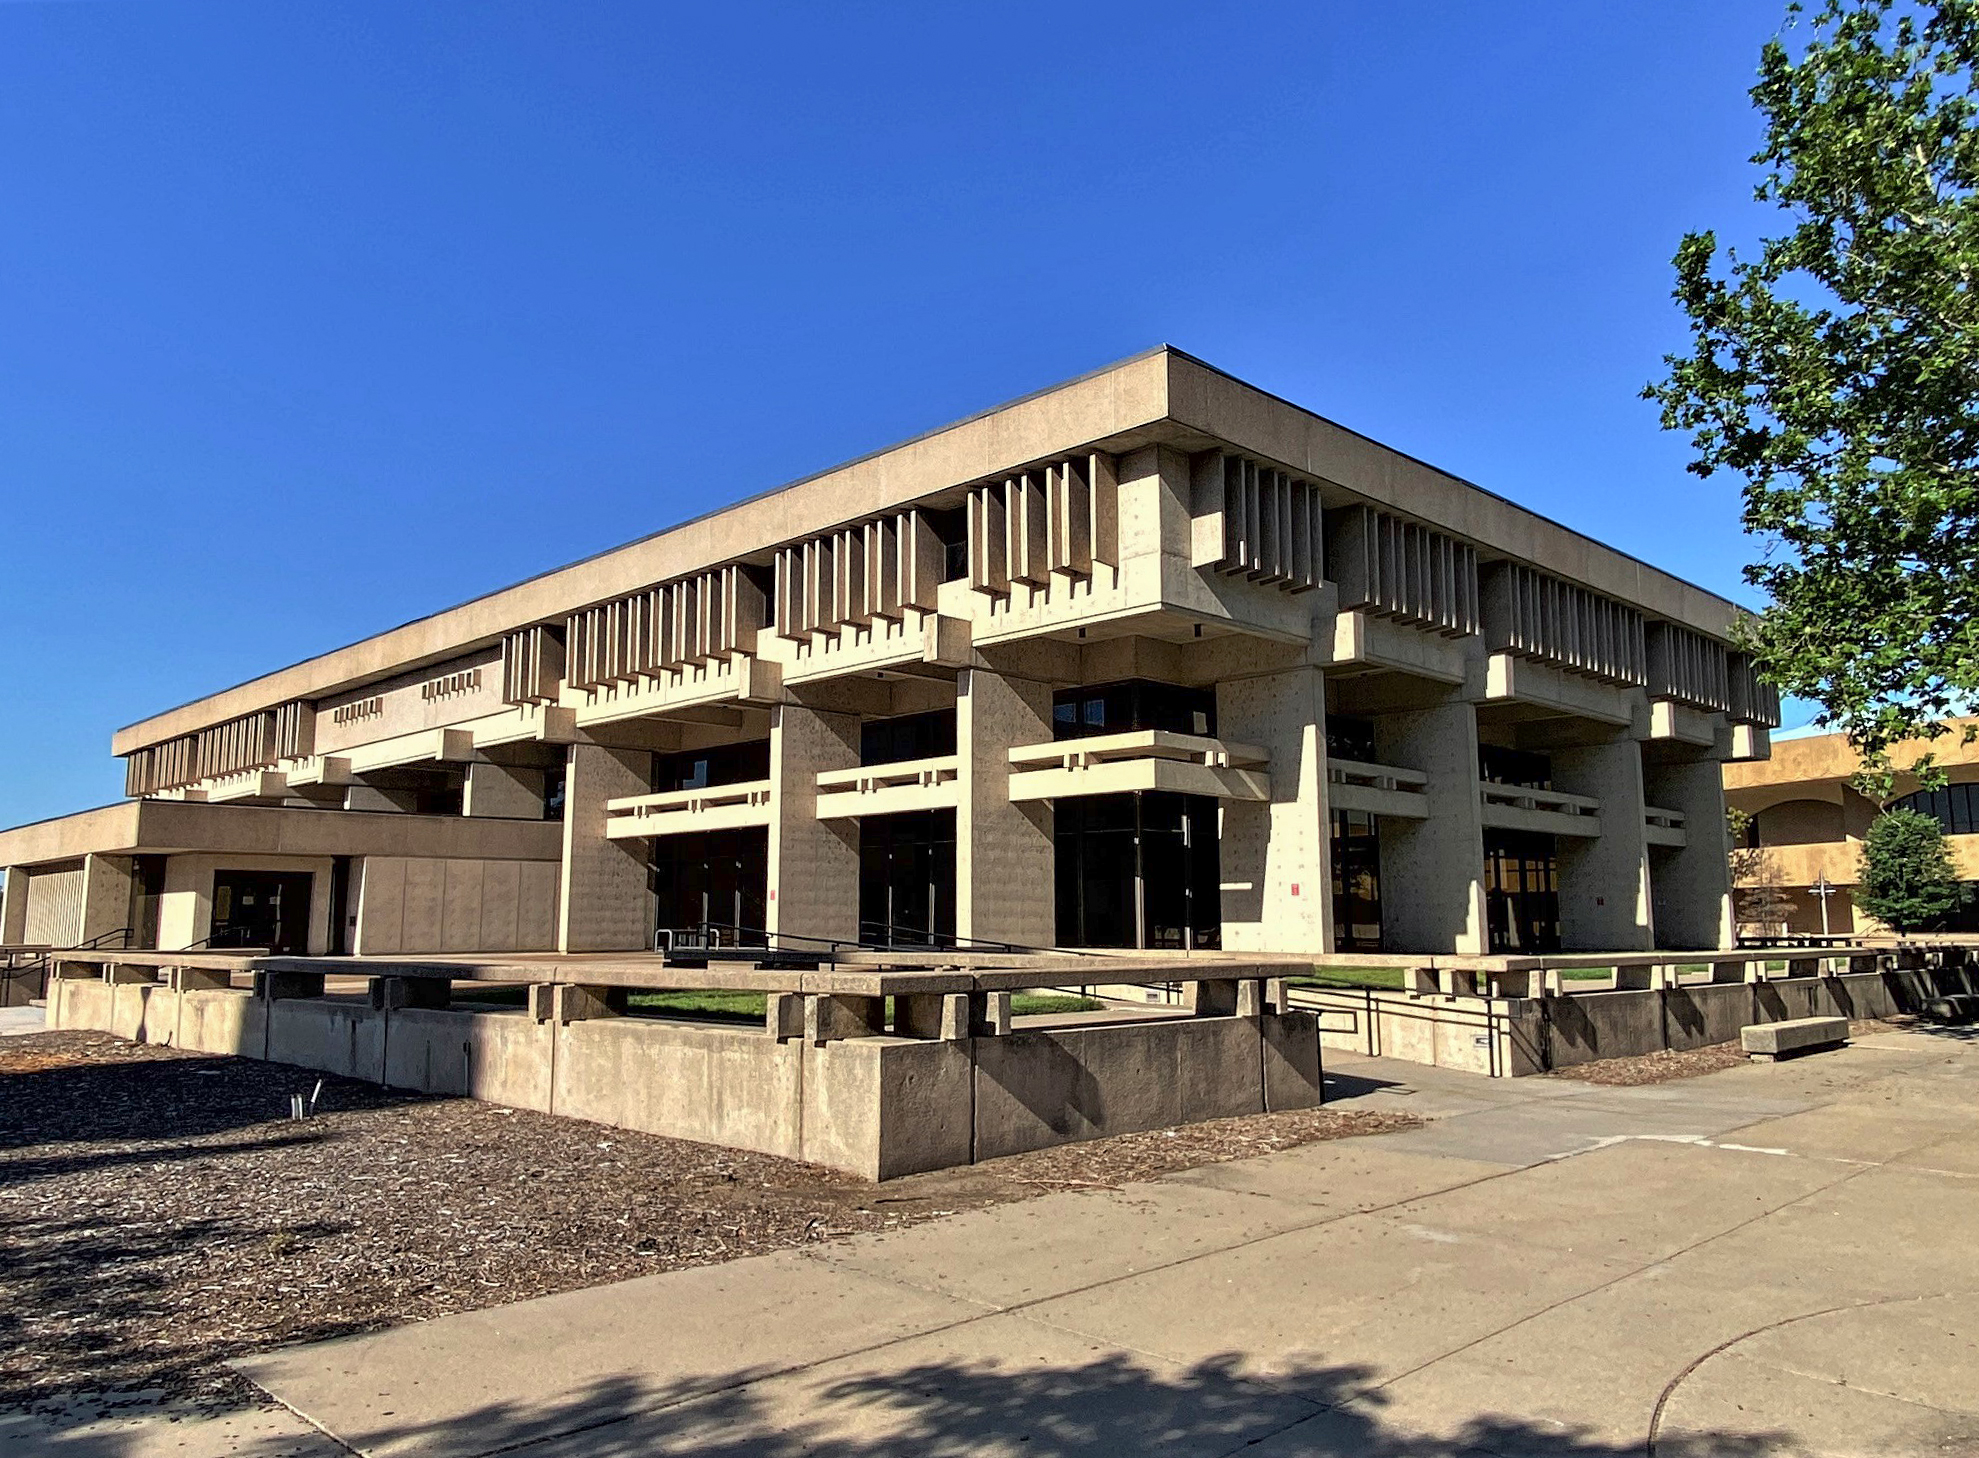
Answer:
[{"left": 1742, "top": 1016, "right": 1849, "bottom": 1062}]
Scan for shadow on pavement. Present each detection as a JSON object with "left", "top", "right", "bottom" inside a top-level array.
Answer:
[{"left": 171, "top": 1354, "right": 1795, "bottom": 1458}]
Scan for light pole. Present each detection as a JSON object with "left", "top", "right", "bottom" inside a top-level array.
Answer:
[{"left": 1810, "top": 874, "right": 1837, "bottom": 937}]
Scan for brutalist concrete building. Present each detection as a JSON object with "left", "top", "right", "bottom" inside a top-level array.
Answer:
[{"left": 0, "top": 348, "right": 1779, "bottom": 963}]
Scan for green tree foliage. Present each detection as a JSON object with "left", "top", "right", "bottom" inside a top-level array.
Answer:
[
  {"left": 1649, "top": 0, "right": 1979, "bottom": 783},
  {"left": 1855, "top": 805, "right": 1971, "bottom": 928}
]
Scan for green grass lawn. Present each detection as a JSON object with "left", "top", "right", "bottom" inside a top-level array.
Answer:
[
  {"left": 1011, "top": 992, "right": 1105, "bottom": 1016},
  {"left": 628, "top": 989, "right": 767, "bottom": 1023},
  {"left": 1289, "top": 963, "right": 1617, "bottom": 991}
]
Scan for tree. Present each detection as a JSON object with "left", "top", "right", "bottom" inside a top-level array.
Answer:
[
  {"left": 1855, "top": 805, "right": 1971, "bottom": 928},
  {"left": 1648, "top": 0, "right": 1979, "bottom": 786},
  {"left": 1727, "top": 807, "right": 1801, "bottom": 931}
]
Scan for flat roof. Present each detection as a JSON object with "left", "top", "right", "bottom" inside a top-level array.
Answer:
[{"left": 114, "top": 346, "right": 1749, "bottom": 756}]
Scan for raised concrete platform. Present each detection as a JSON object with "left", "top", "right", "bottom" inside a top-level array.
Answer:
[
  {"left": 44, "top": 958, "right": 1324, "bottom": 1180},
  {"left": 209, "top": 1027, "right": 1979, "bottom": 1458},
  {"left": 1743, "top": 1014, "right": 1849, "bottom": 1061}
]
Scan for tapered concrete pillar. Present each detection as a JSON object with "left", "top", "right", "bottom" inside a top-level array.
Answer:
[
  {"left": 956, "top": 669, "right": 1055, "bottom": 949},
  {"left": 1647, "top": 756, "right": 1736, "bottom": 950},
  {"left": 1375, "top": 697, "right": 1488, "bottom": 954},
  {"left": 557, "top": 743, "right": 654, "bottom": 953},
  {"left": 1, "top": 867, "right": 26, "bottom": 946},
  {"left": 1553, "top": 739, "right": 1654, "bottom": 951},
  {"left": 768, "top": 703, "right": 860, "bottom": 945},
  {"left": 1217, "top": 667, "right": 1329, "bottom": 954},
  {"left": 464, "top": 761, "right": 545, "bottom": 819}
]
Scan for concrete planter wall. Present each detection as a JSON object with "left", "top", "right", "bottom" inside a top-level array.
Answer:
[
  {"left": 47, "top": 979, "right": 1322, "bottom": 1180},
  {"left": 1301, "top": 966, "right": 1947, "bottom": 1076}
]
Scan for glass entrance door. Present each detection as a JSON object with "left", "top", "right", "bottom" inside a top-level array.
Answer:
[
  {"left": 209, "top": 870, "right": 314, "bottom": 954},
  {"left": 1055, "top": 791, "right": 1221, "bottom": 949},
  {"left": 651, "top": 828, "right": 768, "bottom": 947},
  {"left": 1484, "top": 830, "right": 1560, "bottom": 953},
  {"left": 858, "top": 810, "right": 957, "bottom": 947},
  {"left": 1330, "top": 810, "right": 1384, "bottom": 952}
]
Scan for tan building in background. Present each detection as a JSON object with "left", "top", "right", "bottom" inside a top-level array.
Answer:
[
  {"left": 1723, "top": 720, "right": 1979, "bottom": 937},
  {"left": 1, "top": 348, "right": 1779, "bottom": 963}
]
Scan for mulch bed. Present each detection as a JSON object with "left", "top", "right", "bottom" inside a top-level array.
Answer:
[
  {"left": 1543, "top": 1040, "right": 1751, "bottom": 1086},
  {"left": 0, "top": 1030, "right": 1416, "bottom": 1415},
  {"left": 1543, "top": 1018, "right": 1915, "bottom": 1087}
]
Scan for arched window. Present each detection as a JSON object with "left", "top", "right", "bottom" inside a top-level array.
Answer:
[
  {"left": 1754, "top": 799, "right": 1845, "bottom": 846},
  {"left": 1888, "top": 783, "right": 1979, "bottom": 837}
]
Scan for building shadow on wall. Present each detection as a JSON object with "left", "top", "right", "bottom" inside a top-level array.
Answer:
[{"left": 129, "top": 1353, "right": 1796, "bottom": 1458}]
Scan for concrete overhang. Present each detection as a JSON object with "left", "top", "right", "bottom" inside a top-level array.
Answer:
[
  {"left": 0, "top": 801, "right": 563, "bottom": 871},
  {"left": 115, "top": 346, "right": 1754, "bottom": 758}
]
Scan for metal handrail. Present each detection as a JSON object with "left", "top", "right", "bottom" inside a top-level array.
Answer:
[
  {"left": 1, "top": 926, "right": 128, "bottom": 989},
  {"left": 656, "top": 920, "right": 1037, "bottom": 961}
]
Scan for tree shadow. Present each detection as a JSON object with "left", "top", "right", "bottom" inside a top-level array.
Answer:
[{"left": 160, "top": 1352, "right": 1795, "bottom": 1458}]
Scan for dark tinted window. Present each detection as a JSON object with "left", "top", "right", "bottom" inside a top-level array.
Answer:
[
  {"left": 861, "top": 710, "right": 956, "bottom": 766},
  {"left": 1479, "top": 745, "right": 1552, "bottom": 790},
  {"left": 1326, "top": 716, "right": 1377, "bottom": 763},
  {"left": 1052, "top": 680, "right": 1216, "bottom": 741},
  {"left": 652, "top": 740, "right": 771, "bottom": 793},
  {"left": 1890, "top": 782, "right": 1979, "bottom": 837}
]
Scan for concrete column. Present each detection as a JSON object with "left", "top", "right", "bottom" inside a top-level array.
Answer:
[
  {"left": 1374, "top": 696, "right": 1488, "bottom": 954},
  {"left": 1, "top": 868, "right": 26, "bottom": 945},
  {"left": 80, "top": 854, "right": 134, "bottom": 946},
  {"left": 1216, "top": 667, "right": 1329, "bottom": 955},
  {"left": 463, "top": 761, "right": 545, "bottom": 819},
  {"left": 1647, "top": 756, "right": 1736, "bottom": 950},
  {"left": 955, "top": 668, "right": 1055, "bottom": 949},
  {"left": 1553, "top": 739, "right": 1654, "bottom": 952},
  {"left": 767, "top": 703, "right": 860, "bottom": 945},
  {"left": 557, "top": 743, "right": 654, "bottom": 953}
]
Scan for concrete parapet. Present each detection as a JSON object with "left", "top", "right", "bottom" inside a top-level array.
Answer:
[
  {"left": 369, "top": 976, "right": 452, "bottom": 1012},
  {"left": 969, "top": 990, "right": 1012, "bottom": 1037},
  {"left": 1296, "top": 963, "right": 1926, "bottom": 1075},
  {"left": 529, "top": 982, "right": 621, "bottom": 1023},
  {"left": 806, "top": 994, "right": 885, "bottom": 1044},
  {"left": 167, "top": 967, "right": 233, "bottom": 993},
  {"left": 255, "top": 970, "right": 326, "bottom": 1001},
  {"left": 45, "top": 970, "right": 1325, "bottom": 1181},
  {"left": 892, "top": 991, "right": 968, "bottom": 1040}
]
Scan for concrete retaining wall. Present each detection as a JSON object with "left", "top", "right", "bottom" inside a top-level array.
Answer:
[
  {"left": 1303, "top": 967, "right": 1930, "bottom": 1076},
  {"left": 47, "top": 982, "right": 1322, "bottom": 1181}
]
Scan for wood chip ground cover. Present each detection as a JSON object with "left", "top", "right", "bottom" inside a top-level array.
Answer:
[
  {"left": 0, "top": 1030, "right": 1415, "bottom": 1416},
  {"left": 1542, "top": 1019, "right": 1910, "bottom": 1086}
]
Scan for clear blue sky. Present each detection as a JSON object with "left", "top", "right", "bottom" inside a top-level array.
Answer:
[{"left": 0, "top": 0, "right": 1805, "bottom": 829}]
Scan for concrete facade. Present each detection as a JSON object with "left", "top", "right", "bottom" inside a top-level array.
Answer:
[{"left": 3, "top": 349, "right": 1776, "bottom": 964}]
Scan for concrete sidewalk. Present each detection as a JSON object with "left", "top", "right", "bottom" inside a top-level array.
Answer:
[
  {"left": 31, "top": 1027, "right": 1979, "bottom": 1456},
  {"left": 0, "top": 1004, "right": 45, "bottom": 1036}
]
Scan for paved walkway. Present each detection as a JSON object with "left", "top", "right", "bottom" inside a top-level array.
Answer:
[
  {"left": 0, "top": 1004, "right": 45, "bottom": 1036},
  {"left": 21, "top": 1026, "right": 1979, "bottom": 1455}
]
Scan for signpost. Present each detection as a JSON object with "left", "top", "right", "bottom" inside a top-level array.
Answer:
[{"left": 1810, "top": 874, "right": 1838, "bottom": 937}]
